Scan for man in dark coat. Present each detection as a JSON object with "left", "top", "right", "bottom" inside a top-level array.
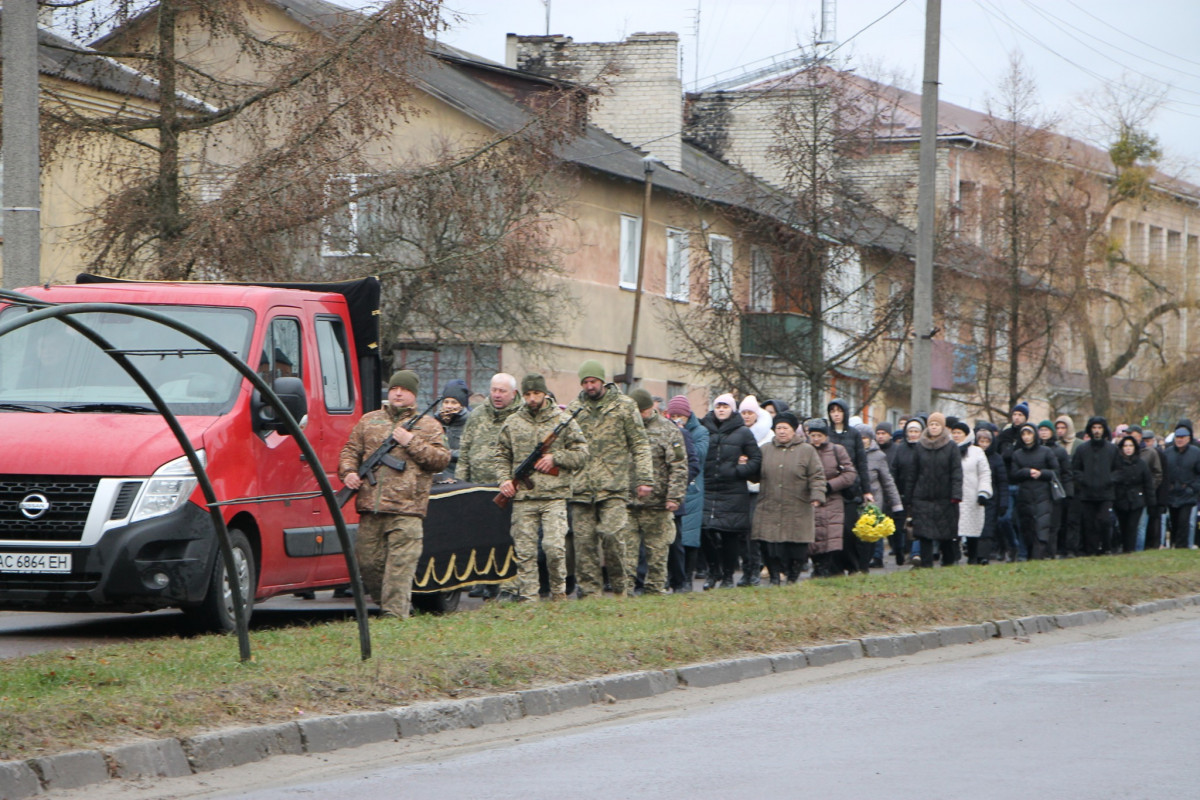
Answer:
[
  {"left": 1161, "top": 420, "right": 1200, "bottom": 548},
  {"left": 1071, "top": 416, "right": 1119, "bottom": 555},
  {"left": 827, "top": 399, "right": 872, "bottom": 573}
]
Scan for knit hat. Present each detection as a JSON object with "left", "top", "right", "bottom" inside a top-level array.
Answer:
[
  {"left": 739, "top": 395, "right": 765, "bottom": 416},
  {"left": 876, "top": 422, "right": 893, "bottom": 434},
  {"left": 905, "top": 418, "right": 925, "bottom": 433},
  {"left": 441, "top": 379, "right": 470, "bottom": 405},
  {"left": 927, "top": 412, "right": 946, "bottom": 427},
  {"left": 630, "top": 388, "right": 654, "bottom": 411},
  {"left": 520, "top": 373, "right": 549, "bottom": 394},
  {"left": 774, "top": 410, "right": 800, "bottom": 431},
  {"left": 667, "top": 395, "right": 693, "bottom": 418},
  {"left": 805, "top": 417, "right": 829, "bottom": 434},
  {"left": 388, "top": 370, "right": 419, "bottom": 394},
  {"left": 578, "top": 359, "right": 606, "bottom": 382},
  {"left": 1037, "top": 419, "right": 1055, "bottom": 432},
  {"left": 713, "top": 393, "right": 737, "bottom": 409},
  {"left": 1011, "top": 401, "right": 1030, "bottom": 419},
  {"left": 950, "top": 420, "right": 971, "bottom": 435}
]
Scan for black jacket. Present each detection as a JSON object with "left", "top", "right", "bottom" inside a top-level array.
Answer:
[
  {"left": 700, "top": 412, "right": 762, "bottom": 532},
  {"left": 1113, "top": 453, "right": 1154, "bottom": 512},
  {"left": 827, "top": 399, "right": 869, "bottom": 502},
  {"left": 1071, "top": 417, "right": 1119, "bottom": 501},
  {"left": 1161, "top": 442, "right": 1200, "bottom": 508},
  {"left": 905, "top": 431, "right": 963, "bottom": 541},
  {"left": 1009, "top": 438, "right": 1059, "bottom": 543},
  {"left": 888, "top": 439, "right": 920, "bottom": 512}
]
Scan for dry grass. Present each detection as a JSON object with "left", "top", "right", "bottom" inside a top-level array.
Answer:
[{"left": 2, "top": 550, "right": 1199, "bottom": 760}]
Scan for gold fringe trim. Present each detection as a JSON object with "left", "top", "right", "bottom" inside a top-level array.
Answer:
[{"left": 412, "top": 545, "right": 516, "bottom": 591}]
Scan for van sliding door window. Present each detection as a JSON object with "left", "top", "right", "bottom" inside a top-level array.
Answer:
[
  {"left": 260, "top": 318, "right": 302, "bottom": 383},
  {"left": 315, "top": 317, "right": 354, "bottom": 412}
]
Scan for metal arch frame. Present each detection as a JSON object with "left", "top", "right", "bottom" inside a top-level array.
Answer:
[{"left": 0, "top": 289, "right": 372, "bottom": 662}]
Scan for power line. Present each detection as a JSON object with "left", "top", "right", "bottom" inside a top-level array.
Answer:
[
  {"left": 973, "top": 0, "right": 1200, "bottom": 120},
  {"left": 1064, "top": 0, "right": 1200, "bottom": 71}
]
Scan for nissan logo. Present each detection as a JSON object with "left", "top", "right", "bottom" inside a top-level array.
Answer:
[{"left": 19, "top": 493, "right": 50, "bottom": 520}]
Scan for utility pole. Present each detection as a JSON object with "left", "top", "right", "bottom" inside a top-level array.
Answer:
[
  {"left": 910, "top": 0, "right": 940, "bottom": 413},
  {"left": 2, "top": 0, "right": 42, "bottom": 289},
  {"left": 619, "top": 157, "right": 656, "bottom": 391}
]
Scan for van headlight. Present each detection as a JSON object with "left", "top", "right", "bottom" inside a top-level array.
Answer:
[{"left": 131, "top": 451, "right": 206, "bottom": 522}]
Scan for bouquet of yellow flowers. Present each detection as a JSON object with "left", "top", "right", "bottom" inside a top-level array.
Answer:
[{"left": 853, "top": 504, "right": 895, "bottom": 543}]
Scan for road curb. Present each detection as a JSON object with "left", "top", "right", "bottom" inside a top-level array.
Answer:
[{"left": 4, "top": 594, "right": 1198, "bottom": 799}]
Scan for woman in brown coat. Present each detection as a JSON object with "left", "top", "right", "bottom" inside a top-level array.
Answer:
[
  {"left": 752, "top": 411, "right": 827, "bottom": 584},
  {"left": 805, "top": 417, "right": 858, "bottom": 578}
]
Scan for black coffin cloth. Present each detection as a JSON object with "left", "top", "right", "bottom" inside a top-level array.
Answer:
[{"left": 414, "top": 481, "right": 515, "bottom": 592}]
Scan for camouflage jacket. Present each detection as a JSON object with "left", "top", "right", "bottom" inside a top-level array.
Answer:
[
  {"left": 494, "top": 401, "right": 589, "bottom": 501},
  {"left": 337, "top": 404, "right": 450, "bottom": 518},
  {"left": 456, "top": 398, "right": 522, "bottom": 484},
  {"left": 629, "top": 412, "right": 688, "bottom": 510},
  {"left": 567, "top": 384, "right": 653, "bottom": 503}
]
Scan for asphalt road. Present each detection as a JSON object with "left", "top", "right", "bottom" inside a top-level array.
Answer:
[{"left": 65, "top": 609, "right": 1200, "bottom": 800}]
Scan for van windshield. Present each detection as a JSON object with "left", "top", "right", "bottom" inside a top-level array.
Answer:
[{"left": 0, "top": 305, "right": 255, "bottom": 416}]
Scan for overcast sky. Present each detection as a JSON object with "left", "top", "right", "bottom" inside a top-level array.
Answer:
[{"left": 434, "top": 0, "right": 1200, "bottom": 177}]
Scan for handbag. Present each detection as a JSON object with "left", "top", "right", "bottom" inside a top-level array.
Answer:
[{"left": 1049, "top": 473, "right": 1066, "bottom": 502}]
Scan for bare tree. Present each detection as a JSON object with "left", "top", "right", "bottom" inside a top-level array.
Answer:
[
  {"left": 42, "top": 0, "right": 580, "bottom": 352},
  {"left": 670, "top": 57, "right": 910, "bottom": 416}
]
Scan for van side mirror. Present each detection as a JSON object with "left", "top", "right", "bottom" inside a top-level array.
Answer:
[{"left": 252, "top": 377, "right": 308, "bottom": 435}]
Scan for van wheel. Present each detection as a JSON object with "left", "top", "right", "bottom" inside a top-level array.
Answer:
[
  {"left": 410, "top": 589, "right": 461, "bottom": 615},
  {"left": 183, "top": 529, "right": 256, "bottom": 633}
]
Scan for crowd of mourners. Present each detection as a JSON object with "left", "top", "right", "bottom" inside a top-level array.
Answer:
[
  {"left": 676, "top": 397, "right": 1200, "bottom": 590},
  {"left": 438, "top": 365, "right": 1200, "bottom": 602}
]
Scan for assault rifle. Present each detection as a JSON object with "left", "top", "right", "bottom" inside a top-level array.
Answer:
[
  {"left": 334, "top": 398, "right": 441, "bottom": 508},
  {"left": 494, "top": 406, "right": 584, "bottom": 509}
]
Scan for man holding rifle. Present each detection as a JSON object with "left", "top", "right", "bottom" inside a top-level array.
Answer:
[
  {"left": 495, "top": 374, "right": 588, "bottom": 601},
  {"left": 338, "top": 370, "right": 449, "bottom": 619}
]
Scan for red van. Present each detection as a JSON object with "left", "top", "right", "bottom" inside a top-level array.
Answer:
[{"left": 0, "top": 277, "right": 511, "bottom": 631}]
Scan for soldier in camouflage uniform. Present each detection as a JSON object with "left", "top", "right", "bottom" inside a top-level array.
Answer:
[
  {"left": 338, "top": 370, "right": 450, "bottom": 618},
  {"left": 457, "top": 373, "right": 522, "bottom": 485},
  {"left": 494, "top": 374, "right": 589, "bottom": 601},
  {"left": 457, "top": 373, "right": 521, "bottom": 599},
  {"left": 568, "top": 360, "right": 654, "bottom": 597},
  {"left": 625, "top": 389, "right": 688, "bottom": 595}
]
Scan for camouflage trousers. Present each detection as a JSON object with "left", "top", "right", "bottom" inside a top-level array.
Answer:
[
  {"left": 624, "top": 507, "right": 675, "bottom": 595},
  {"left": 502, "top": 498, "right": 568, "bottom": 600},
  {"left": 570, "top": 498, "right": 630, "bottom": 596},
  {"left": 356, "top": 513, "right": 423, "bottom": 618}
]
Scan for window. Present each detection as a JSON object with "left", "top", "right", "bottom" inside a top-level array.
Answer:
[
  {"left": 666, "top": 228, "right": 690, "bottom": 302},
  {"left": 315, "top": 317, "right": 354, "bottom": 412},
  {"left": 394, "top": 343, "right": 502, "bottom": 408},
  {"left": 259, "top": 317, "right": 302, "bottom": 382},
  {"left": 708, "top": 234, "right": 733, "bottom": 309},
  {"left": 749, "top": 246, "right": 773, "bottom": 312},
  {"left": 620, "top": 215, "right": 642, "bottom": 289},
  {"left": 667, "top": 381, "right": 686, "bottom": 402},
  {"left": 321, "top": 174, "right": 392, "bottom": 257}
]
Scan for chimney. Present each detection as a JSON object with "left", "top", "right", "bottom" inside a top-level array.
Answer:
[{"left": 508, "top": 32, "right": 683, "bottom": 172}]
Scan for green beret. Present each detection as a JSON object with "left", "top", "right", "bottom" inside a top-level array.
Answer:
[
  {"left": 521, "top": 373, "right": 549, "bottom": 394},
  {"left": 578, "top": 359, "right": 606, "bottom": 382},
  {"left": 630, "top": 388, "right": 654, "bottom": 411},
  {"left": 388, "top": 370, "right": 419, "bottom": 394}
]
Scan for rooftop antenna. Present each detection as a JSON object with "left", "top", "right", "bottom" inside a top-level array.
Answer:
[
  {"left": 816, "top": 0, "right": 837, "bottom": 58},
  {"left": 692, "top": 1, "right": 701, "bottom": 88},
  {"left": 543, "top": 0, "right": 550, "bottom": 35}
]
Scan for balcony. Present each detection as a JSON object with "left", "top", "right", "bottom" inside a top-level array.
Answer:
[{"left": 741, "top": 312, "right": 815, "bottom": 360}]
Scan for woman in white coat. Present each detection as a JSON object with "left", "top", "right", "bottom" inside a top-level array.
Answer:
[{"left": 951, "top": 420, "right": 993, "bottom": 564}]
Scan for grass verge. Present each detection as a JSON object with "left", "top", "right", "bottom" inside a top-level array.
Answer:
[{"left": 2, "top": 551, "right": 1199, "bottom": 761}]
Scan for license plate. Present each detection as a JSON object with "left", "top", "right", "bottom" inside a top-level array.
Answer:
[{"left": 0, "top": 552, "right": 72, "bottom": 573}]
